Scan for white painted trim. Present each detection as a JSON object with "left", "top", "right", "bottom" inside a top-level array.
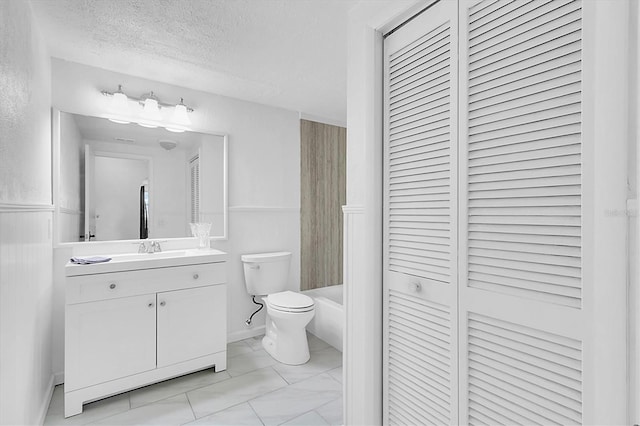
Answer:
[
  {"left": 632, "top": 2, "right": 640, "bottom": 422},
  {"left": 227, "top": 325, "right": 265, "bottom": 343},
  {"left": 36, "top": 374, "right": 56, "bottom": 426},
  {"left": 59, "top": 207, "right": 81, "bottom": 215},
  {"left": 228, "top": 206, "right": 299, "bottom": 213},
  {"left": 341, "top": 205, "right": 364, "bottom": 214},
  {"left": 378, "top": 0, "right": 438, "bottom": 35},
  {"left": 342, "top": 206, "right": 360, "bottom": 426},
  {"left": 581, "top": 2, "right": 631, "bottom": 423},
  {"left": 221, "top": 135, "right": 229, "bottom": 240},
  {"left": 299, "top": 112, "right": 346, "bottom": 129},
  {"left": 0, "top": 203, "right": 54, "bottom": 212},
  {"left": 53, "top": 371, "right": 64, "bottom": 386}
]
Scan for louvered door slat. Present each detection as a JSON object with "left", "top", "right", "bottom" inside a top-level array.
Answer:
[
  {"left": 384, "top": 3, "right": 457, "bottom": 423},
  {"left": 471, "top": 6, "right": 580, "bottom": 61},
  {"left": 470, "top": 2, "right": 579, "bottom": 62},
  {"left": 459, "top": 1, "right": 585, "bottom": 422},
  {"left": 469, "top": 370, "right": 581, "bottom": 423},
  {"left": 469, "top": 0, "right": 571, "bottom": 46},
  {"left": 465, "top": 311, "right": 583, "bottom": 425},
  {"left": 465, "top": 0, "right": 582, "bottom": 305}
]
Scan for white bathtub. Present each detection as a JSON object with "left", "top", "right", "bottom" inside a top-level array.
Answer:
[{"left": 303, "top": 284, "right": 343, "bottom": 352}]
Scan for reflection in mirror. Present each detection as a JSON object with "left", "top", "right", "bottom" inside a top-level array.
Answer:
[{"left": 56, "top": 112, "right": 227, "bottom": 243}]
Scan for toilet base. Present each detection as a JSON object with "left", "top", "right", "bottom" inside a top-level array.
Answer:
[
  {"left": 262, "top": 333, "right": 310, "bottom": 365},
  {"left": 262, "top": 315, "right": 311, "bottom": 365}
]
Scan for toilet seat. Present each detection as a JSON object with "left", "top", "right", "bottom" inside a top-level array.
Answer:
[{"left": 267, "top": 291, "right": 314, "bottom": 313}]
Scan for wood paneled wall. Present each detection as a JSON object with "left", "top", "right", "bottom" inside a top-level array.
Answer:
[{"left": 300, "top": 119, "right": 346, "bottom": 291}]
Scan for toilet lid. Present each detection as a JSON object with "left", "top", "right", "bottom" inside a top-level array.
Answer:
[{"left": 268, "top": 291, "right": 314, "bottom": 311}]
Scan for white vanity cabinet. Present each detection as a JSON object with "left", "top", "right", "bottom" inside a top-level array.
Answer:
[{"left": 64, "top": 251, "right": 227, "bottom": 418}]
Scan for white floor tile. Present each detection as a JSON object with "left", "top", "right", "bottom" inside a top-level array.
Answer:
[
  {"left": 185, "top": 402, "right": 263, "bottom": 425},
  {"left": 226, "top": 348, "right": 278, "bottom": 377},
  {"left": 244, "top": 335, "right": 265, "bottom": 352},
  {"left": 307, "top": 333, "right": 331, "bottom": 353},
  {"left": 129, "top": 368, "right": 230, "bottom": 409},
  {"left": 272, "top": 347, "right": 342, "bottom": 384},
  {"left": 327, "top": 366, "right": 343, "bottom": 384},
  {"left": 91, "top": 394, "right": 194, "bottom": 425},
  {"left": 227, "top": 341, "right": 254, "bottom": 358},
  {"left": 315, "top": 397, "right": 343, "bottom": 425},
  {"left": 248, "top": 373, "right": 341, "bottom": 425},
  {"left": 187, "top": 367, "right": 287, "bottom": 418},
  {"left": 44, "top": 385, "right": 130, "bottom": 425},
  {"left": 281, "top": 410, "right": 329, "bottom": 426}
]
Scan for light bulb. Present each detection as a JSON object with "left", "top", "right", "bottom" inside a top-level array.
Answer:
[
  {"left": 107, "top": 85, "right": 131, "bottom": 123},
  {"left": 171, "top": 99, "right": 191, "bottom": 126},
  {"left": 141, "top": 94, "right": 162, "bottom": 121},
  {"left": 111, "top": 92, "right": 129, "bottom": 113}
]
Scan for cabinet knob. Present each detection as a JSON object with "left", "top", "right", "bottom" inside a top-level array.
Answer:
[
  {"left": 408, "top": 282, "right": 422, "bottom": 293},
  {"left": 148, "top": 302, "right": 154, "bottom": 308},
  {"left": 193, "top": 273, "right": 199, "bottom": 280},
  {"left": 160, "top": 301, "right": 166, "bottom": 307},
  {"left": 109, "top": 283, "right": 116, "bottom": 290}
]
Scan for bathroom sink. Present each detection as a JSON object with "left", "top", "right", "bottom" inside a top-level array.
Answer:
[{"left": 66, "top": 248, "right": 227, "bottom": 276}]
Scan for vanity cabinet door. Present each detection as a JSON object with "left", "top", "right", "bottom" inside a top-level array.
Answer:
[
  {"left": 156, "top": 285, "right": 227, "bottom": 367},
  {"left": 65, "top": 294, "right": 157, "bottom": 391}
]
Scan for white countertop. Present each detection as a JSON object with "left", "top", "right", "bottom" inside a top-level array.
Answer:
[{"left": 65, "top": 248, "right": 227, "bottom": 276}]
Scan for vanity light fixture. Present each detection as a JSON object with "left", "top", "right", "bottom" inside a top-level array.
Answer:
[
  {"left": 101, "top": 85, "right": 195, "bottom": 131},
  {"left": 171, "top": 98, "right": 191, "bottom": 126},
  {"left": 106, "top": 85, "right": 131, "bottom": 124},
  {"left": 140, "top": 92, "right": 162, "bottom": 123}
]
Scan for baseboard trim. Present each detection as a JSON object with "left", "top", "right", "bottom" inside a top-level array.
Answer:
[
  {"left": 53, "top": 371, "right": 64, "bottom": 386},
  {"left": 36, "top": 374, "right": 56, "bottom": 425},
  {"left": 228, "top": 326, "right": 265, "bottom": 343}
]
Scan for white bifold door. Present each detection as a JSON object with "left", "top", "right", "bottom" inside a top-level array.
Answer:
[
  {"left": 383, "top": 0, "right": 617, "bottom": 424},
  {"left": 383, "top": 1, "right": 459, "bottom": 424}
]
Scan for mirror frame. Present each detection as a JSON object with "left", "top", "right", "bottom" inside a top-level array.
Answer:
[{"left": 51, "top": 108, "right": 228, "bottom": 248}]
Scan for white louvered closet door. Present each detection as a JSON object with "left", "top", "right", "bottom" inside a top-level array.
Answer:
[
  {"left": 383, "top": 1, "right": 459, "bottom": 425},
  {"left": 384, "top": 0, "right": 592, "bottom": 424},
  {"left": 458, "top": 0, "right": 585, "bottom": 424}
]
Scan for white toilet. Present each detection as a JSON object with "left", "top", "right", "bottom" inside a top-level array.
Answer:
[{"left": 241, "top": 251, "right": 315, "bottom": 365}]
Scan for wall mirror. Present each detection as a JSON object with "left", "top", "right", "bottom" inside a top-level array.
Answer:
[{"left": 53, "top": 110, "right": 227, "bottom": 244}]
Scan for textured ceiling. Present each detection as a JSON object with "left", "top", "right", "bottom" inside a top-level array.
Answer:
[{"left": 29, "top": 0, "right": 375, "bottom": 123}]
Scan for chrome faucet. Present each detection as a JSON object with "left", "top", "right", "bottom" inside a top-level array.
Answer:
[{"left": 138, "top": 240, "right": 162, "bottom": 253}]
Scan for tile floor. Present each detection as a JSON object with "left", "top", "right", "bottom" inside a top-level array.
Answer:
[{"left": 44, "top": 334, "right": 343, "bottom": 425}]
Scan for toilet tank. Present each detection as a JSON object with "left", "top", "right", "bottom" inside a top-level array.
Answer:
[{"left": 241, "top": 251, "right": 292, "bottom": 295}]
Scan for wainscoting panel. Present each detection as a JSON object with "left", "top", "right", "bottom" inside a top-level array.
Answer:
[
  {"left": 300, "top": 119, "right": 347, "bottom": 291},
  {"left": 0, "top": 205, "right": 54, "bottom": 425}
]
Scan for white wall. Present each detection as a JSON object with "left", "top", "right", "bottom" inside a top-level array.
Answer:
[
  {"left": 199, "top": 134, "right": 226, "bottom": 237},
  {"left": 50, "top": 60, "right": 301, "bottom": 379},
  {"left": 0, "top": 1, "right": 54, "bottom": 424}
]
